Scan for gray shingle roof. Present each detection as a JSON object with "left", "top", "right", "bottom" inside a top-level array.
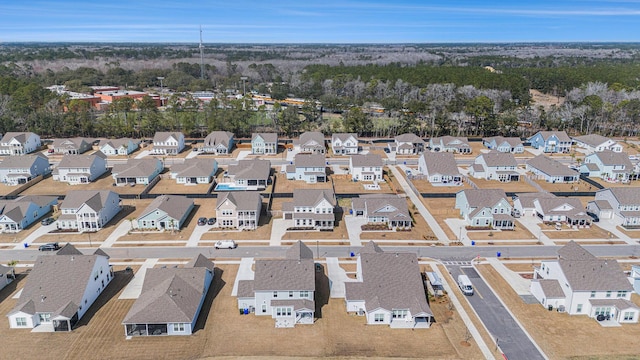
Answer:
[
  {"left": 526, "top": 155, "right": 576, "bottom": 177},
  {"left": 252, "top": 132, "right": 277, "bottom": 143},
  {"left": 61, "top": 190, "right": 118, "bottom": 211},
  {"left": 535, "top": 131, "right": 571, "bottom": 142},
  {"left": 99, "top": 138, "right": 137, "bottom": 149},
  {"left": 58, "top": 151, "right": 106, "bottom": 168},
  {"left": 139, "top": 195, "right": 194, "bottom": 222},
  {"left": 0, "top": 195, "right": 57, "bottom": 223},
  {"left": 420, "top": 152, "right": 459, "bottom": 177},
  {"left": 459, "top": 189, "right": 509, "bottom": 208},
  {"left": 292, "top": 188, "right": 335, "bottom": 207},
  {"left": 285, "top": 240, "right": 314, "bottom": 260},
  {"left": 514, "top": 192, "right": 555, "bottom": 209},
  {"left": 52, "top": 137, "right": 91, "bottom": 150},
  {"left": 153, "top": 132, "right": 184, "bottom": 143},
  {"left": 57, "top": 243, "right": 83, "bottom": 255},
  {"left": 589, "top": 298, "right": 639, "bottom": 310},
  {"left": 294, "top": 153, "right": 325, "bottom": 167},
  {"left": 112, "top": 158, "right": 161, "bottom": 178},
  {"left": 170, "top": 159, "right": 217, "bottom": 178},
  {"left": 253, "top": 242, "right": 315, "bottom": 292},
  {"left": 0, "top": 132, "right": 34, "bottom": 144},
  {"left": 216, "top": 192, "right": 262, "bottom": 211},
  {"left": 227, "top": 159, "right": 271, "bottom": 181},
  {"left": 332, "top": 133, "right": 357, "bottom": 143},
  {"left": 395, "top": 133, "right": 425, "bottom": 144},
  {"left": 298, "top": 132, "right": 325, "bottom": 147},
  {"left": 350, "top": 154, "right": 383, "bottom": 167},
  {"left": 590, "top": 150, "right": 633, "bottom": 168},
  {"left": 602, "top": 187, "right": 640, "bottom": 206},
  {"left": 480, "top": 150, "right": 518, "bottom": 167},
  {"left": 0, "top": 153, "right": 49, "bottom": 170},
  {"left": 537, "top": 279, "right": 565, "bottom": 298},
  {"left": 484, "top": 136, "right": 522, "bottom": 148},
  {"left": 204, "top": 131, "right": 234, "bottom": 147},
  {"left": 573, "top": 134, "right": 611, "bottom": 148},
  {"left": 352, "top": 195, "right": 411, "bottom": 222}
]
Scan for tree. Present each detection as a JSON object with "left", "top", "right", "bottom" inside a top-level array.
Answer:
[
  {"left": 464, "top": 96, "right": 494, "bottom": 135},
  {"left": 279, "top": 106, "right": 302, "bottom": 137},
  {"left": 342, "top": 107, "right": 368, "bottom": 135}
]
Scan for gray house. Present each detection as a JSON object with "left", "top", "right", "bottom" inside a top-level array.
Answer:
[
  {"left": 251, "top": 133, "right": 278, "bottom": 155},
  {"left": 225, "top": 159, "right": 271, "bottom": 189},
  {"left": 111, "top": 158, "right": 163, "bottom": 186},
  {"left": 53, "top": 151, "right": 108, "bottom": 185},
  {"left": 169, "top": 159, "right": 218, "bottom": 185},
  {"left": 482, "top": 136, "right": 524, "bottom": 153},
  {"left": 122, "top": 255, "right": 214, "bottom": 336},
  {"left": 526, "top": 154, "right": 579, "bottom": 183},
  {"left": 215, "top": 192, "right": 262, "bottom": 229},
  {"left": 390, "top": 133, "right": 425, "bottom": 155},
  {"left": 469, "top": 151, "right": 520, "bottom": 182},
  {"left": 51, "top": 137, "right": 93, "bottom": 155},
  {"left": 282, "top": 188, "right": 336, "bottom": 230},
  {"left": 0, "top": 196, "right": 58, "bottom": 233},
  {"left": 202, "top": 131, "right": 234, "bottom": 154},
  {"left": 351, "top": 194, "right": 412, "bottom": 230},
  {"left": 417, "top": 152, "right": 461, "bottom": 184},
  {"left": 152, "top": 132, "right": 185, "bottom": 155},
  {"left": 0, "top": 153, "right": 50, "bottom": 185},
  {"left": 429, "top": 136, "right": 471, "bottom": 154},
  {"left": 455, "top": 189, "right": 514, "bottom": 230},
  {"left": 286, "top": 153, "right": 326, "bottom": 183},
  {"left": 296, "top": 132, "right": 325, "bottom": 154},
  {"left": 135, "top": 195, "right": 195, "bottom": 231}
]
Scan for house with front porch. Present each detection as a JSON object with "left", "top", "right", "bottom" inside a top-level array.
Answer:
[
  {"left": 351, "top": 195, "right": 412, "bottom": 230},
  {"left": 417, "top": 152, "right": 462, "bottom": 184},
  {"left": 169, "top": 158, "right": 218, "bottom": 185},
  {"left": 482, "top": 136, "right": 524, "bottom": 153},
  {"left": 282, "top": 188, "right": 336, "bottom": 230},
  {"left": 202, "top": 131, "right": 234, "bottom": 154},
  {"left": 513, "top": 192, "right": 556, "bottom": 217},
  {"left": 526, "top": 154, "right": 579, "bottom": 183},
  {"left": 429, "top": 136, "right": 471, "bottom": 154},
  {"left": 215, "top": 192, "right": 262, "bottom": 230},
  {"left": 135, "top": 195, "right": 194, "bottom": 231},
  {"left": 593, "top": 187, "right": 640, "bottom": 228},
  {"left": 56, "top": 190, "right": 121, "bottom": 232},
  {"left": 531, "top": 241, "right": 638, "bottom": 323},
  {"left": 0, "top": 196, "right": 58, "bottom": 233},
  {"left": 0, "top": 264, "right": 16, "bottom": 292},
  {"left": 469, "top": 151, "right": 520, "bottom": 182},
  {"left": 53, "top": 151, "right": 108, "bottom": 185},
  {"left": 122, "top": 254, "right": 214, "bottom": 336},
  {"left": 7, "top": 245, "right": 113, "bottom": 332},
  {"left": 573, "top": 134, "right": 622, "bottom": 153},
  {"left": 225, "top": 159, "right": 271, "bottom": 190},
  {"left": 51, "top": 137, "right": 93, "bottom": 155},
  {"left": 331, "top": 133, "right": 359, "bottom": 155},
  {"left": 296, "top": 132, "right": 325, "bottom": 154},
  {"left": 389, "top": 133, "right": 425, "bottom": 155},
  {"left": 0, "top": 153, "right": 50, "bottom": 186},
  {"left": 98, "top": 138, "right": 140, "bottom": 156},
  {"left": 236, "top": 241, "right": 316, "bottom": 328},
  {"left": 580, "top": 150, "right": 635, "bottom": 183},
  {"left": 528, "top": 131, "right": 572, "bottom": 153},
  {"left": 152, "top": 132, "right": 185, "bottom": 155},
  {"left": 455, "top": 189, "right": 515, "bottom": 229},
  {"left": 286, "top": 153, "right": 326, "bottom": 183},
  {"left": 532, "top": 195, "right": 592, "bottom": 227},
  {"left": 251, "top": 133, "right": 278, "bottom": 155},
  {"left": 0, "top": 132, "right": 41, "bottom": 155},
  {"left": 345, "top": 241, "right": 432, "bottom": 329},
  {"left": 349, "top": 154, "right": 383, "bottom": 182},
  {"left": 111, "top": 158, "right": 163, "bottom": 186}
]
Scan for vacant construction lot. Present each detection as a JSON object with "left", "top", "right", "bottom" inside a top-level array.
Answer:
[
  {"left": 410, "top": 178, "right": 472, "bottom": 194},
  {"left": 148, "top": 177, "right": 212, "bottom": 195},
  {"left": 534, "top": 179, "right": 594, "bottom": 193},
  {"left": 471, "top": 177, "right": 538, "bottom": 193},
  {"left": 0, "top": 263, "right": 485, "bottom": 359},
  {"left": 477, "top": 264, "right": 640, "bottom": 360},
  {"left": 423, "top": 198, "right": 458, "bottom": 240},
  {"left": 539, "top": 222, "right": 617, "bottom": 240},
  {"left": 20, "top": 172, "right": 143, "bottom": 196}
]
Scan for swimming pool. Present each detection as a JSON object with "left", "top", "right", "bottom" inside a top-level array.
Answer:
[{"left": 214, "top": 183, "right": 248, "bottom": 191}]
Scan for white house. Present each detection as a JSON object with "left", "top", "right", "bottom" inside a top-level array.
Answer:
[
  {"left": 331, "top": 133, "right": 359, "bottom": 155},
  {"left": 122, "top": 254, "right": 214, "bottom": 336},
  {"left": 251, "top": 133, "right": 278, "bottom": 155},
  {"left": 111, "top": 158, "right": 163, "bottom": 186},
  {"left": 593, "top": 187, "right": 640, "bottom": 228},
  {"left": 455, "top": 189, "right": 514, "bottom": 230},
  {"left": 202, "top": 131, "right": 234, "bottom": 154},
  {"left": 417, "top": 152, "right": 461, "bottom": 184},
  {"left": 429, "top": 136, "right": 471, "bottom": 154},
  {"left": 286, "top": 153, "right": 326, "bottom": 183},
  {"left": 135, "top": 195, "right": 194, "bottom": 231},
  {"left": 296, "top": 132, "right": 325, "bottom": 154},
  {"left": 573, "top": 134, "right": 622, "bottom": 153},
  {"left": 152, "top": 132, "right": 185, "bottom": 155},
  {"left": 51, "top": 137, "right": 93, "bottom": 155},
  {"left": 345, "top": 241, "right": 432, "bottom": 328},
  {"left": 532, "top": 195, "right": 592, "bottom": 226},
  {"left": 513, "top": 192, "right": 556, "bottom": 217},
  {"left": 351, "top": 195, "right": 412, "bottom": 230},
  {"left": 225, "top": 159, "right": 271, "bottom": 189},
  {"left": 53, "top": 151, "right": 108, "bottom": 185},
  {"left": 56, "top": 190, "right": 121, "bottom": 232},
  {"left": 0, "top": 153, "right": 50, "bottom": 185},
  {"left": 528, "top": 131, "right": 572, "bottom": 153},
  {"left": 7, "top": 245, "right": 113, "bottom": 331},
  {"left": 482, "top": 136, "right": 524, "bottom": 153},
  {"left": 98, "top": 138, "right": 140, "bottom": 156},
  {"left": 390, "top": 133, "right": 425, "bottom": 155},
  {"left": 526, "top": 154, "right": 579, "bottom": 183},
  {"left": 0, "top": 264, "right": 16, "bottom": 292},
  {"left": 469, "top": 151, "right": 520, "bottom": 182},
  {"left": 580, "top": 150, "right": 635, "bottom": 183},
  {"left": 0, "top": 196, "right": 58, "bottom": 233},
  {"left": 215, "top": 192, "right": 262, "bottom": 230},
  {"left": 531, "top": 241, "right": 638, "bottom": 323},
  {"left": 169, "top": 159, "right": 218, "bottom": 185},
  {"left": 282, "top": 188, "right": 336, "bottom": 230},
  {"left": 236, "top": 241, "right": 316, "bottom": 328},
  {"left": 349, "top": 154, "right": 383, "bottom": 182},
  {"left": 0, "top": 132, "right": 41, "bottom": 155}
]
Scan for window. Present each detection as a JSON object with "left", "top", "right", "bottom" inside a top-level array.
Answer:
[
  {"left": 590, "top": 291, "right": 596, "bottom": 298},
  {"left": 273, "top": 291, "right": 278, "bottom": 298},
  {"left": 300, "top": 291, "right": 309, "bottom": 298},
  {"left": 624, "top": 312, "right": 635, "bottom": 321},
  {"left": 173, "top": 323, "right": 185, "bottom": 332},
  {"left": 606, "top": 291, "right": 612, "bottom": 298},
  {"left": 617, "top": 291, "right": 627, "bottom": 298},
  {"left": 392, "top": 309, "right": 408, "bottom": 319},
  {"left": 289, "top": 291, "right": 294, "bottom": 298},
  {"left": 16, "top": 317, "right": 27, "bottom": 327},
  {"left": 576, "top": 304, "right": 583, "bottom": 313},
  {"left": 374, "top": 313, "right": 385, "bottom": 323}
]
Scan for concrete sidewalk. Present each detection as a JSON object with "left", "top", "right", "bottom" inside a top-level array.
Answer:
[
  {"left": 101, "top": 221, "right": 132, "bottom": 248},
  {"left": 485, "top": 257, "right": 531, "bottom": 296},
  {"left": 14, "top": 223, "right": 56, "bottom": 249},
  {"left": 118, "top": 258, "right": 158, "bottom": 299},
  {"left": 231, "top": 257, "right": 254, "bottom": 296},
  {"left": 516, "top": 216, "right": 554, "bottom": 246}
]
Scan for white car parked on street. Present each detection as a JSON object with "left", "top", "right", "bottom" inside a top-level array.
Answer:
[{"left": 214, "top": 240, "right": 237, "bottom": 249}]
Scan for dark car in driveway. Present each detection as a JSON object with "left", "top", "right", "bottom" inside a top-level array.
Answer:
[
  {"left": 197, "top": 217, "right": 207, "bottom": 226},
  {"left": 586, "top": 211, "right": 600, "bottom": 222},
  {"left": 40, "top": 217, "right": 55, "bottom": 226},
  {"left": 207, "top": 217, "right": 216, "bottom": 225},
  {"left": 39, "top": 242, "right": 60, "bottom": 251}
]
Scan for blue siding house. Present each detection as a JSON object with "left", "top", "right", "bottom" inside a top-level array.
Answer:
[{"left": 528, "top": 131, "right": 572, "bottom": 153}]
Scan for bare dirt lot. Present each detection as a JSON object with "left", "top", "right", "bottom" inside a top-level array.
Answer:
[
  {"left": 470, "top": 177, "right": 538, "bottom": 193},
  {"left": 411, "top": 178, "right": 472, "bottom": 194},
  {"left": 423, "top": 198, "right": 459, "bottom": 240},
  {"left": 148, "top": 177, "right": 212, "bottom": 195},
  {"left": 20, "top": 172, "right": 143, "bottom": 196},
  {"left": 0, "top": 263, "right": 485, "bottom": 360},
  {"left": 477, "top": 264, "right": 640, "bottom": 360},
  {"left": 538, "top": 222, "right": 617, "bottom": 240},
  {"left": 534, "top": 179, "right": 596, "bottom": 193},
  {"left": 331, "top": 175, "right": 395, "bottom": 194}
]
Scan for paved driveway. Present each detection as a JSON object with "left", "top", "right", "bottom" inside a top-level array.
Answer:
[
  {"left": 447, "top": 265, "right": 547, "bottom": 360},
  {"left": 344, "top": 216, "right": 367, "bottom": 246},
  {"left": 15, "top": 222, "right": 56, "bottom": 249},
  {"left": 516, "top": 216, "right": 554, "bottom": 245}
]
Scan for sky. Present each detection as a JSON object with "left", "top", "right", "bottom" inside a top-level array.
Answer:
[{"left": 1, "top": 0, "right": 640, "bottom": 43}]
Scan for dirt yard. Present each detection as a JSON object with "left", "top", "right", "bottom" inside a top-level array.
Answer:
[
  {"left": 470, "top": 177, "right": 538, "bottom": 193},
  {"left": 477, "top": 264, "right": 640, "bottom": 360},
  {"left": 538, "top": 222, "right": 617, "bottom": 240},
  {"left": 534, "top": 179, "right": 595, "bottom": 193},
  {"left": 530, "top": 89, "right": 564, "bottom": 110},
  {"left": 273, "top": 173, "right": 335, "bottom": 193},
  {"left": 20, "top": 171, "right": 143, "bottom": 196},
  {"left": 466, "top": 225, "right": 536, "bottom": 242},
  {"left": 281, "top": 212, "right": 350, "bottom": 241},
  {"left": 359, "top": 199, "right": 436, "bottom": 242},
  {"left": 331, "top": 176, "right": 395, "bottom": 194},
  {"left": 148, "top": 177, "right": 212, "bottom": 195},
  {"left": 411, "top": 178, "right": 472, "bottom": 194},
  {"left": 423, "top": 198, "right": 459, "bottom": 240}
]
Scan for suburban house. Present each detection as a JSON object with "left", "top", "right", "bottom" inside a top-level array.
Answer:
[
  {"left": 0, "top": 132, "right": 41, "bottom": 155},
  {"left": 169, "top": 159, "right": 218, "bottom": 185},
  {"left": 122, "top": 254, "right": 214, "bottom": 336},
  {"left": 135, "top": 195, "right": 194, "bottom": 231},
  {"left": 586, "top": 200, "right": 615, "bottom": 221},
  {"left": 152, "top": 132, "right": 185, "bottom": 155},
  {"left": 469, "top": 151, "right": 520, "bottom": 182},
  {"left": 417, "top": 152, "right": 462, "bottom": 184},
  {"left": 351, "top": 195, "right": 412, "bottom": 230},
  {"left": 573, "top": 134, "right": 623, "bottom": 153},
  {"left": 528, "top": 131, "right": 572, "bottom": 153},
  {"left": 282, "top": 188, "right": 336, "bottom": 230},
  {"left": 236, "top": 241, "right": 316, "bottom": 328},
  {"left": 429, "top": 136, "right": 471, "bottom": 154},
  {"left": 630, "top": 265, "right": 640, "bottom": 294},
  {"left": 526, "top": 154, "right": 579, "bottom": 183},
  {"left": 528, "top": 194, "right": 592, "bottom": 227},
  {"left": 593, "top": 187, "right": 640, "bottom": 228},
  {"left": 215, "top": 192, "right": 262, "bottom": 230},
  {"left": 286, "top": 153, "right": 326, "bottom": 183},
  {"left": 296, "top": 131, "right": 325, "bottom": 154},
  {"left": 111, "top": 158, "right": 163, "bottom": 186},
  {"left": 482, "top": 136, "right": 524, "bottom": 153},
  {"left": 51, "top": 137, "right": 93, "bottom": 155},
  {"left": 331, "top": 133, "right": 359, "bottom": 155},
  {"left": 7, "top": 245, "right": 113, "bottom": 331},
  {"left": 580, "top": 150, "right": 635, "bottom": 183},
  {"left": 57, "top": 190, "right": 121, "bottom": 232},
  {"left": 455, "top": 189, "right": 514, "bottom": 229},
  {"left": 389, "top": 133, "right": 425, "bottom": 155},
  {"left": 345, "top": 241, "right": 432, "bottom": 328},
  {"left": 251, "top": 133, "right": 278, "bottom": 155},
  {"left": 98, "top": 138, "right": 140, "bottom": 156},
  {"left": 349, "top": 154, "right": 383, "bottom": 182},
  {"left": 225, "top": 159, "right": 271, "bottom": 189},
  {"left": 513, "top": 192, "right": 556, "bottom": 217},
  {"left": 0, "top": 196, "right": 58, "bottom": 233},
  {"left": 531, "top": 241, "right": 638, "bottom": 324},
  {"left": 202, "top": 131, "right": 234, "bottom": 154},
  {"left": 0, "top": 264, "right": 16, "bottom": 292},
  {"left": 53, "top": 151, "right": 108, "bottom": 185},
  {"left": 0, "top": 153, "right": 50, "bottom": 186}
]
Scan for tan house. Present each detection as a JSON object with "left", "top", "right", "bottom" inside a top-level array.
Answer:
[{"left": 215, "top": 192, "right": 262, "bottom": 229}]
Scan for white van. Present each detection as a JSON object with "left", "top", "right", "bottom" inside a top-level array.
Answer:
[
  {"left": 457, "top": 274, "right": 474, "bottom": 296},
  {"left": 214, "top": 240, "right": 237, "bottom": 249}
]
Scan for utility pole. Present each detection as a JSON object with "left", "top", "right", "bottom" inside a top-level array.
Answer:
[
  {"left": 199, "top": 26, "right": 205, "bottom": 80},
  {"left": 241, "top": 76, "right": 247, "bottom": 95}
]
